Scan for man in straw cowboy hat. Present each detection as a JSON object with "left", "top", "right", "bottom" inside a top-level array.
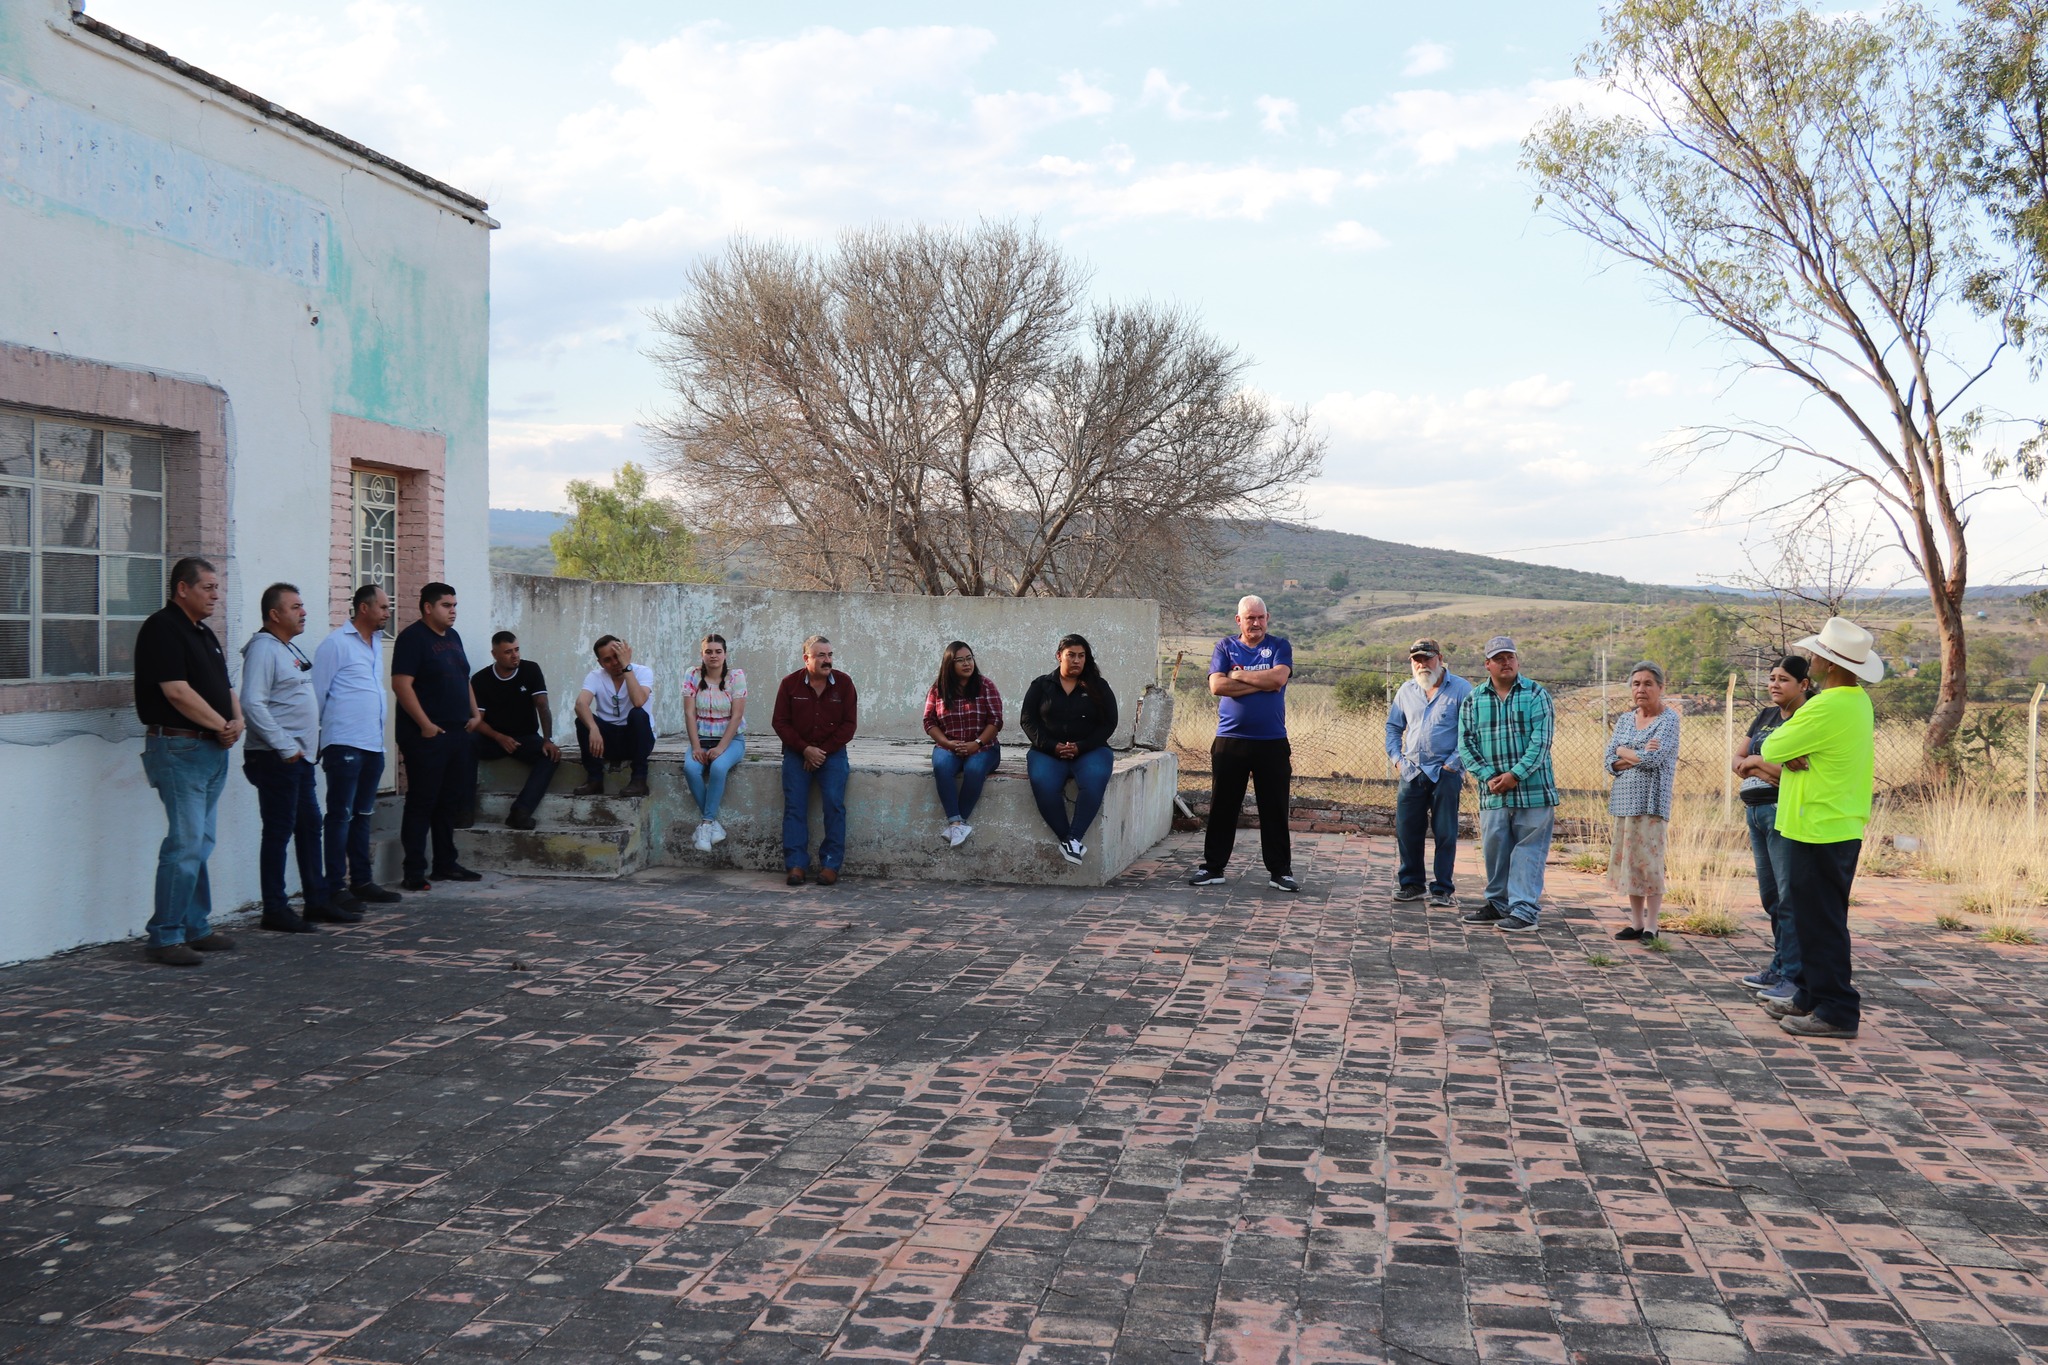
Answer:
[{"left": 1756, "top": 617, "right": 1884, "bottom": 1040}]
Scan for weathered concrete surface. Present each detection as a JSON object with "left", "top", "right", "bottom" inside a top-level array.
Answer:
[
  {"left": 8, "top": 835, "right": 2048, "bottom": 1365},
  {"left": 462, "top": 738, "right": 1178, "bottom": 886},
  {"left": 492, "top": 573, "right": 1161, "bottom": 746}
]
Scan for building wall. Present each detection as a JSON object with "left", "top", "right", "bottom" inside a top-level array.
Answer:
[
  {"left": 491, "top": 574, "right": 1163, "bottom": 747},
  {"left": 0, "top": 0, "right": 491, "bottom": 964}
]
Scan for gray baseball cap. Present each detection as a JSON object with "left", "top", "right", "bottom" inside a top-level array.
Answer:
[{"left": 1483, "top": 636, "right": 1518, "bottom": 659}]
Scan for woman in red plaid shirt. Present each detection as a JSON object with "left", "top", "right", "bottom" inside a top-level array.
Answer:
[{"left": 923, "top": 641, "right": 1004, "bottom": 847}]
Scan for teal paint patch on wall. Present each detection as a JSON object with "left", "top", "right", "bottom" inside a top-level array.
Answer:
[
  {"left": 325, "top": 225, "right": 487, "bottom": 434},
  {"left": 0, "top": 77, "right": 329, "bottom": 284}
]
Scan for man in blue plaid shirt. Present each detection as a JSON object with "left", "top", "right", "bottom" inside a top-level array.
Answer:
[{"left": 1455, "top": 636, "right": 1558, "bottom": 932}]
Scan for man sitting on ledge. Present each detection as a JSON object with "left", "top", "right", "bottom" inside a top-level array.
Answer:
[
  {"left": 773, "top": 634, "right": 858, "bottom": 886},
  {"left": 472, "top": 630, "right": 562, "bottom": 830},
  {"left": 574, "top": 635, "right": 654, "bottom": 798}
]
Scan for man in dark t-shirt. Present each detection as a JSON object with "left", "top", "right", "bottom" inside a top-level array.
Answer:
[
  {"left": 391, "top": 582, "right": 482, "bottom": 889},
  {"left": 471, "top": 630, "right": 561, "bottom": 831},
  {"left": 132, "top": 556, "right": 244, "bottom": 966}
]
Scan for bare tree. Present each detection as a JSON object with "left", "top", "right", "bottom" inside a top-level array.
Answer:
[
  {"left": 1524, "top": 0, "right": 2045, "bottom": 758},
  {"left": 644, "top": 222, "right": 1323, "bottom": 607},
  {"left": 1716, "top": 503, "right": 1889, "bottom": 673}
]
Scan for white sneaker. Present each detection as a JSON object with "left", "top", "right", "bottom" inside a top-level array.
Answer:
[
  {"left": 708, "top": 819, "right": 726, "bottom": 845},
  {"left": 947, "top": 822, "right": 973, "bottom": 847},
  {"left": 692, "top": 823, "right": 713, "bottom": 853}
]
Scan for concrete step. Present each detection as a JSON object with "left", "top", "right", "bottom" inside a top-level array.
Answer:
[
  {"left": 473, "top": 790, "right": 641, "bottom": 828},
  {"left": 454, "top": 822, "right": 645, "bottom": 879}
]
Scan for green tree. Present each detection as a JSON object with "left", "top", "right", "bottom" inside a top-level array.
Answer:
[
  {"left": 550, "top": 463, "right": 714, "bottom": 583},
  {"left": 1525, "top": 0, "right": 2046, "bottom": 760},
  {"left": 1644, "top": 605, "right": 1740, "bottom": 685},
  {"left": 1334, "top": 671, "right": 1395, "bottom": 714},
  {"left": 1326, "top": 570, "right": 1351, "bottom": 593}
]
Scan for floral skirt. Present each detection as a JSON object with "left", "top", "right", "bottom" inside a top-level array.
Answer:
[{"left": 1607, "top": 814, "right": 1668, "bottom": 897}]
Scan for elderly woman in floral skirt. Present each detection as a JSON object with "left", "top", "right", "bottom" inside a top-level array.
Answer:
[{"left": 1606, "top": 661, "right": 1680, "bottom": 944}]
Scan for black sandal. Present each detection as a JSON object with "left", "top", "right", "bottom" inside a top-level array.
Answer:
[{"left": 1614, "top": 926, "right": 1642, "bottom": 940}]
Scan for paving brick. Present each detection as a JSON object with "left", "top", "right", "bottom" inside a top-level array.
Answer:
[{"left": 4, "top": 832, "right": 2047, "bottom": 1362}]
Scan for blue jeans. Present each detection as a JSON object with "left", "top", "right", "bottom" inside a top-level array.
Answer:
[
  {"left": 321, "top": 745, "right": 384, "bottom": 890},
  {"left": 142, "top": 736, "right": 231, "bottom": 947},
  {"left": 683, "top": 736, "right": 746, "bottom": 820},
  {"left": 1745, "top": 801, "right": 1802, "bottom": 983},
  {"left": 1395, "top": 768, "right": 1463, "bottom": 895},
  {"left": 931, "top": 743, "right": 1001, "bottom": 822},
  {"left": 1479, "top": 804, "right": 1555, "bottom": 924},
  {"left": 243, "top": 750, "right": 328, "bottom": 912},
  {"left": 782, "top": 748, "right": 849, "bottom": 870},
  {"left": 1026, "top": 746, "right": 1113, "bottom": 843}
]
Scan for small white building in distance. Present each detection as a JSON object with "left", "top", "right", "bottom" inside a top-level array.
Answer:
[{"left": 1, "top": 0, "right": 494, "bottom": 961}]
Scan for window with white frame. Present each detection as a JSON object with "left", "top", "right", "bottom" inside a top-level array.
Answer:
[
  {"left": 352, "top": 470, "right": 398, "bottom": 602},
  {"left": 0, "top": 407, "right": 166, "bottom": 681}
]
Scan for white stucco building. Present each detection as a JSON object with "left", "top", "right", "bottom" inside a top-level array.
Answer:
[{"left": 1, "top": 0, "right": 494, "bottom": 962}]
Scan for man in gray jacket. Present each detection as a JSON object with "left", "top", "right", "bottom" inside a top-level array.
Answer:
[{"left": 241, "top": 583, "right": 352, "bottom": 932}]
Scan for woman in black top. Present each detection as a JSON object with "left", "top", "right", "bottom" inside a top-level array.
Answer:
[
  {"left": 1729, "top": 655, "right": 1812, "bottom": 1000},
  {"left": 1019, "top": 634, "right": 1120, "bottom": 865}
]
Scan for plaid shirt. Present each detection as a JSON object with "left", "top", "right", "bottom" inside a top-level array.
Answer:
[
  {"left": 923, "top": 679, "right": 1004, "bottom": 744},
  {"left": 1456, "top": 675, "right": 1558, "bottom": 809}
]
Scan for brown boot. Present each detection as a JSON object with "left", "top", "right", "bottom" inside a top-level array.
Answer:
[
  {"left": 786, "top": 866, "right": 806, "bottom": 886},
  {"left": 572, "top": 779, "right": 605, "bottom": 797},
  {"left": 817, "top": 867, "right": 839, "bottom": 886},
  {"left": 621, "top": 777, "right": 650, "bottom": 798}
]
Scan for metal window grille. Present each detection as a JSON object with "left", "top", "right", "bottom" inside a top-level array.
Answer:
[
  {"left": 352, "top": 470, "right": 399, "bottom": 603},
  {"left": 0, "top": 407, "right": 166, "bottom": 681}
]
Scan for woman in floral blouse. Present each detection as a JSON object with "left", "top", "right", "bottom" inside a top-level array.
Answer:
[
  {"left": 682, "top": 634, "right": 747, "bottom": 852},
  {"left": 1606, "top": 661, "right": 1681, "bottom": 944},
  {"left": 923, "top": 641, "right": 1003, "bottom": 847}
]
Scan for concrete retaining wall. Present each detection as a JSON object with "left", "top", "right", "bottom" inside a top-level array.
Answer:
[{"left": 491, "top": 574, "right": 1162, "bottom": 746}]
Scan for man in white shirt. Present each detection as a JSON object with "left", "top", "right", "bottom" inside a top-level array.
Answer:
[
  {"left": 311, "top": 584, "right": 403, "bottom": 907},
  {"left": 575, "top": 634, "right": 656, "bottom": 798}
]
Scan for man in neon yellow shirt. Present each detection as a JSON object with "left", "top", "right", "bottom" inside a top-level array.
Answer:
[{"left": 1758, "top": 617, "right": 1883, "bottom": 1040}]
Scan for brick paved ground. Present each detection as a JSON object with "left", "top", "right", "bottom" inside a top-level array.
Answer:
[{"left": 4, "top": 831, "right": 2048, "bottom": 1365}]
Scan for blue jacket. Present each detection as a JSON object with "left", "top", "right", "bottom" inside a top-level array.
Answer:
[{"left": 1386, "top": 672, "right": 1473, "bottom": 781}]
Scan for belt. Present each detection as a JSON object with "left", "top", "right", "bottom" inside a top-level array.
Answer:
[{"left": 146, "top": 725, "right": 211, "bottom": 739}]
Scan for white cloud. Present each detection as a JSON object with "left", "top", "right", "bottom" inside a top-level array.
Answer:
[
  {"left": 1322, "top": 220, "right": 1388, "bottom": 251},
  {"left": 490, "top": 421, "right": 649, "bottom": 512},
  {"left": 1255, "top": 95, "right": 1299, "bottom": 135},
  {"left": 1401, "top": 41, "right": 1453, "bottom": 77},
  {"left": 1139, "top": 68, "right": 1229, "bottom": 122},
  {"left": 1626, "top": 370, "right": 1678, "bottom": 398},
  {"left": 1341, "top": 77, "right": 1619, "bottom": 165},
  {"left": 1073, "top": 164, "right": 1343, "bottom": 222}
]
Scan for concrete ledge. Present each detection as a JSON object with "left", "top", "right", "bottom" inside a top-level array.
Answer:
[{"left": 470, "top": 738, "right": 1177, "bottom": 886}]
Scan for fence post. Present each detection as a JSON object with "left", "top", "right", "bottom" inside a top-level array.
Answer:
[
  {"left": 2030, "top": 682, "right": 2045, "bottom": 839},
  {"left": 1723, "top": 672, "right": 1739, "bottom": 821}
]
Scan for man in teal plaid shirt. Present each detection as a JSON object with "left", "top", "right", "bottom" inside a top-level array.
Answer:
[{"left": 1455, "top": 636, "right": 1558, "bottom": 932}]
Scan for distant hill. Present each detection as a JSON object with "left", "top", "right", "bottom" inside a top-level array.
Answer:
[
  {"left": 1204, "top": 523, "right": 1668, "bottom": 606},
  {"left": 488, "top": 509, "right": 1681, "bottom": 606}
]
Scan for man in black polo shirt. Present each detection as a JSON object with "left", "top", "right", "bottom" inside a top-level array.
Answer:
[
  {"left": 133, "top": 556, "right": 244, "bottom": 966},
  {"left": 392, "top": 581, "right": 484, "bottom": 890},
  {"left": 471, "top": 630, "right": 561, "bottom": 831}
]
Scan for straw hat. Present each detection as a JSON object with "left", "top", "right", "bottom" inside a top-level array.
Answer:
[{"left": 1792, "top": 617, "right": 1886, "bottom": 684}]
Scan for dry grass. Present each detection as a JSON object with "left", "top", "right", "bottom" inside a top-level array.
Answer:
[
  {"left": 1665, "top": 907, "right": 1741, "bottom": 937},
  {"left": 1570, "top": 851, "right": 1608, "bottom": 874},
  {"left": 1584, "top": 951, "right": 1616, "bottom": 967},
  {"left": 1934, "top": 912, "right": 1974, "bottom": 932}
]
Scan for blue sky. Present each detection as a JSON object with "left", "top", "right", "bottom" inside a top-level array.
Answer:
[{"left": 87, "top": 0, "right": 2048, "bottom": 589}]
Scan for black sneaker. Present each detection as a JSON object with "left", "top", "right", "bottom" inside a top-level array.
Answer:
[
  {"left": 260, "top": 909, "right": 316, "bottom": 933},
  {"left": 1495, "top": 915, "right": 1539, "bottom": 934},
  {"left": 1392, "top": 885, "right": 1426, "bottom": 902},
  {"left": 306, "top": 902, "right": 363, "bottom": 925},
  {"left": 1187, "top": 865, "right": 1226, "bottom": 886},
  {"left": 506, "top": 807, "right": 538, "bottom": 831},
  {"left": 1461, "top": 905, "right": 1507, "bottom": 924},
  {"left": 1427, "top": 892, "right": 1457, "bottom": 908},
  {"left": 401, "top": 876, "right": 432, "bottom": 892},
  {"left": 431, "top": 864, "right": 483, "bottom": 882},
  {"left": 351, "top": 882, "right": 402, "bottom": 904},
  {"left": 1268, "top": 875, "right": 1299, "bottom": 893}
]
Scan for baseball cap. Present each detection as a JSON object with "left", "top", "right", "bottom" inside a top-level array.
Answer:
[
  {"left": 1407, "top": 639, "right": 1441, "bottom": 658},
  {"left": 1483, "top": 636, "right": 1517, "bottom": 659}
]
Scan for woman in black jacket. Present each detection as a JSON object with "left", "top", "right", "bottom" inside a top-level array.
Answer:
[{"left": 1019, "top": 634, "right": 1119, "bottom": 864}]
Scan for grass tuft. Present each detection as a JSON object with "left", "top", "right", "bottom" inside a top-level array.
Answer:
[
  {"left": 1934, "top": 912, "right": 1973, "bottom": 932},
  {"left": 1664, "top": 908, "right": 1740, "bottom": 937},
  {"left": 1640, "top": 935, "right": 1673, "bottom": 954},
  {"left": 1584, "top": 951, "right": 1615, "bottom": 967},
  {"left": 1983, "top": 922, "right": 2038, "bottom": 946},
  {"left": 1570, "top": 851, "right": 1608, "bottom": 874}
]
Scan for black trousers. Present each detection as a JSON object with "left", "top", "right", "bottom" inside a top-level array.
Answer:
[
  {"left": 576, "top": 711, "right": 655, "bottom": 781},
  {"left": 476, "top": 733, "right": 558, "bottom": 816},
  {"left": 1204, "top": 736, "right": 1292, "bottom": 876},
  {"left": 1785, "top": 836, "right": 1862, "bottom": 1030},
  {"left": 398, "top": 730, "right": 475, "bottom": 880}
]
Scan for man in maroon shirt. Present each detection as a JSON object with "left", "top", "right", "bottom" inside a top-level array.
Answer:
[{"left": 772, "top": 634, "right": 859, "bottom": 885}]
